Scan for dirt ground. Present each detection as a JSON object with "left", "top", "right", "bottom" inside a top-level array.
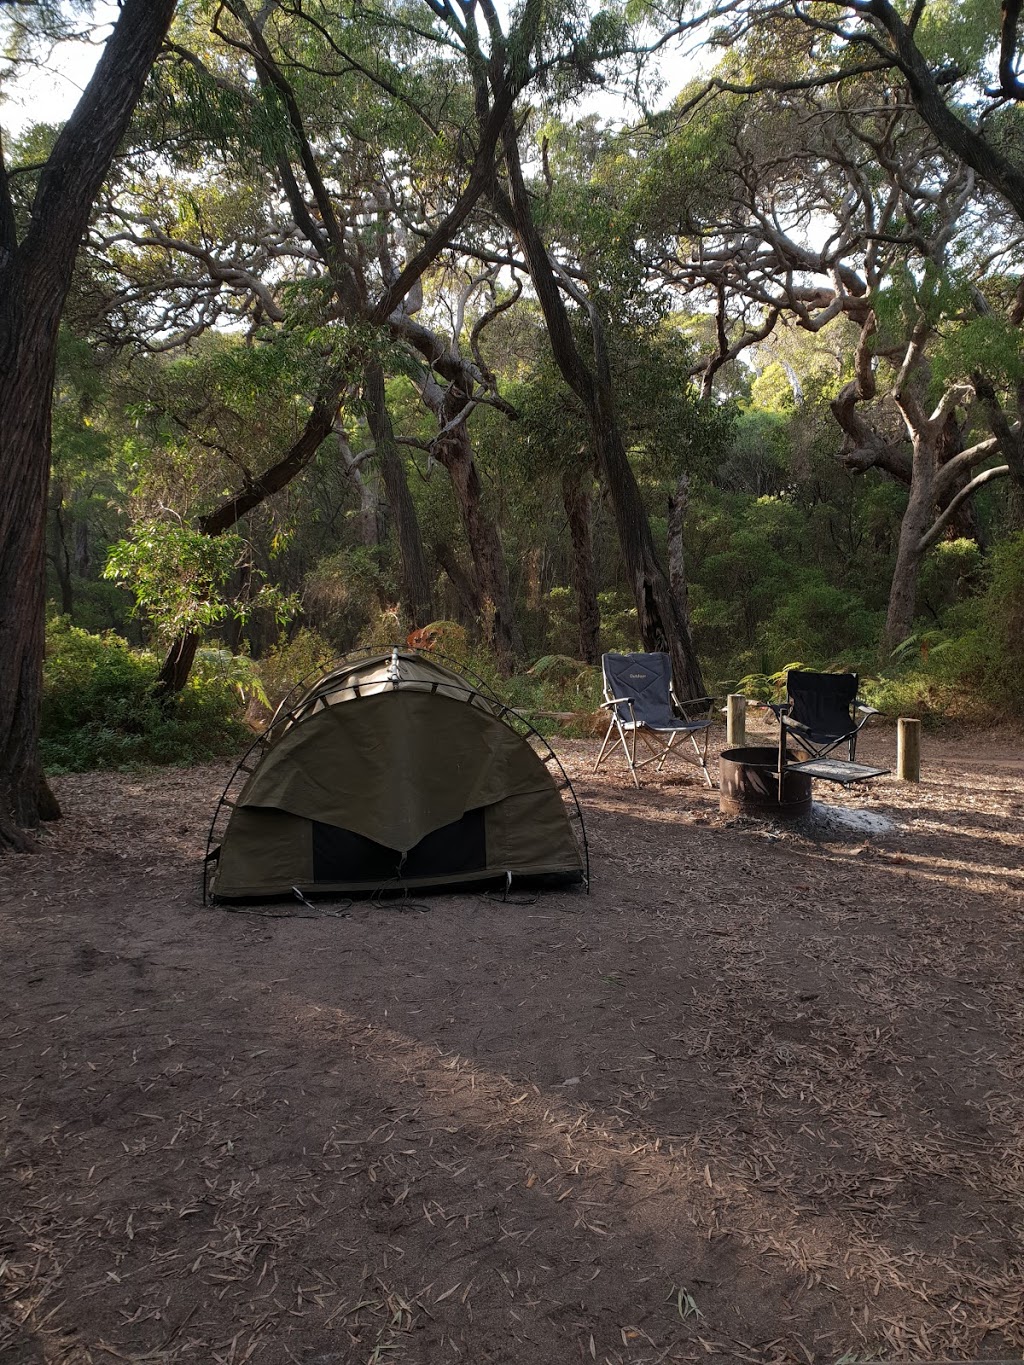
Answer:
[{"left": 2, "top": 717, "right": 1023, "bottom": 1365}]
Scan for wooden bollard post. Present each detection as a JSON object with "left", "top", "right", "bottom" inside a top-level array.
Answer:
[
  {"left": 897, "top": 717, "right": 921, "bottom": 782},
  {"left": 726, "top": 694, "right": 747, "bottom": 748}
]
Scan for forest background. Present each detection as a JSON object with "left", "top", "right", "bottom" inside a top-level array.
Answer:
[{"left": 4, "top": 0, "right": 1024, "bottom": 786}]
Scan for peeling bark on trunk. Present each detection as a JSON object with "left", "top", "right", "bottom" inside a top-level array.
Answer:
[
  {"left": 561, "top": 468, "right": 600, "bottom": 664},
  {"left": 364, "top": 364, "right": 433, "bottom": 626}
]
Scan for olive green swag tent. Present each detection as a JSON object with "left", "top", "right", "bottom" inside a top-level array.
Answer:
[{"left": 205, "top": 650, "right": 588, "bottom": 901}]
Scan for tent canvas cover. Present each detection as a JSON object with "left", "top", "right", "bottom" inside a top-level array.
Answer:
[{"left": 208, "top": 651, "right": 586, "bottom": 899}]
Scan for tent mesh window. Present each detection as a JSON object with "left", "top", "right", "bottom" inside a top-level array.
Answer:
[{"left": 204, "top": 648, "right": 588, "bottom": 903}]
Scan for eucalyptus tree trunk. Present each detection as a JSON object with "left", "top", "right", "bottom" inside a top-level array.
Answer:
[
  {"left": 363, "top": 363, "right": 433, "bottom": 626},
  {"left": 434, "top": 542, "right": 483, "bottom": 633},
  {"left": 667, "top": 474, "right": 698, "bottom": 654},
  {"left": 417, "top": 376, "right": 523, "bottom": 668},
  {"left": 432, "top": 419, "right": 524, "bottom": 668},
  {"left": 561, "top": 468, "right": 600, "bottom": 664},
  {"left": 491, "top": 133, "right": 705, "bottom": 698},
  {"left": 0, "top": 296, "right": 59, "bottom": 845},
  {"left": 0, "top": 0, "right": 178, "bottom": 843},
  {"left": 884, "top": 400, "right": 943, "bottom": 653}
]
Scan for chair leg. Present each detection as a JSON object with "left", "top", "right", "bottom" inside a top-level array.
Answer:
[
  {"left": 627, "top": 723, "right": 640, "bottom": 788},
  {"left": 655, "top": 731, "right": 678, "bottom": 773},
  {"left": 593, "top": 717, "right": 616, "bottom": 772},
  {"left": 690, "top": 729, "right": 713, "bottom": 787},
  {"left": 594, "top": 716, "right": 641, "bottom": 787},
  {"left": 778, "top": 721, "right": 787, "bottom": 803}
]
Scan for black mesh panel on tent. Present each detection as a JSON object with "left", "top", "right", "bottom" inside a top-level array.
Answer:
[{"left": 311, "top": 808, "right": 487, "bottom": 882}]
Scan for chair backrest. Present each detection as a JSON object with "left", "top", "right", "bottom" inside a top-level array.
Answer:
[
  {"left": 602, "top": 653, "right": 676, "bottom": 727},
  {"left": 787, "top": 670, "right": 857, "bottom": 738}
]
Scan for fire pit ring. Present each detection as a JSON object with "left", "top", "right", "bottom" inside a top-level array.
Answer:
[{"left": 719, "top": 746, "right": 812, "bottom": 821}]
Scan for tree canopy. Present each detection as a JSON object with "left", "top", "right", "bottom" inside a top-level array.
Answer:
[{"left": 3, "top": 0, "right": 1024, "bottom": 833}]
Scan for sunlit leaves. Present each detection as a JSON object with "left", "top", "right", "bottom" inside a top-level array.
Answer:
[{"left": 103, "top": 520, "right": 297, "bottom": 640}]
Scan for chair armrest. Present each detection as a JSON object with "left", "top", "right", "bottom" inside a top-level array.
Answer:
[
  {"left": 852, "top": 703, "right": 880, "bottom": 733},
  {"left": 600, "top": 696, "right": 633, "bottom": 710},
  {"left": 673, "top": 693, "right": 715, "bottom": 708}
]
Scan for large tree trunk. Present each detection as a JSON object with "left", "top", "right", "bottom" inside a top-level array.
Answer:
[
  {"left": 434, "top": 542, "right": 483, "bottom": 634},
  {"left": 491, "top": 131, "right": 704, "bottom": 698},
  {"left": 432, "top": 418, "right": 523, "bottom": 669},
  {"left": 0, "top": 0, "right": 177, "bottom": 842},
  {"left": 884, "top": 433, "right": 938, "bottom": 653},
  {"left": 363, "top": 364, "right": 433, "bottom": 626},
  {"left": 157, "top": 632, "right": 201, "bottom": 693},
  {"left": 50, "top": 484, "right": 75, "bottom": 616},
  {"left": 667, "top": 474, "right": 700, "bottom": 660},
  {"left": 0, "top": 302, "right": 59, "bottom": 847},
  {"left": 594, "top": 412, "right": 705, "bottom": 697},
  {"left": 561, "top": 468, "right": 600, "bottom": 664},
  {"left": 416, "top": 373, "right": 522, "bottom": 668}
]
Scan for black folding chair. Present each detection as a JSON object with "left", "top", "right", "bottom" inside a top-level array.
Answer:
[
  {"left": 771, "top": 670, "right": 879, "bottom": 762},
  {"left": 594, "top": 652, "right": 714, "bottom": 788}
]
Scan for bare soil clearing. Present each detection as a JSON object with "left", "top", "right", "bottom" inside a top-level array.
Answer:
[{"left": 2, "top": 720, "right": 1023, "bottom": 1364}]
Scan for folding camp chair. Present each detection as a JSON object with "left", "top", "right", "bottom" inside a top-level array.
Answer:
[
  {"left": 770, "top": 669, "right": 879, "bottom": 762},
  {"left": 770, "top": 669, "right": 887, "bottom": 795},
  {"left": 594, "top": 652, "right": 715, "bottom": 788}
]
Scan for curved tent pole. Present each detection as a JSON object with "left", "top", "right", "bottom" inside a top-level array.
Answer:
[
  {"left": 490, "top": 701, "right": 590, "bottom": 895},
  {"left": 267, "top": 645, "right": 505, "bottom": 731}
]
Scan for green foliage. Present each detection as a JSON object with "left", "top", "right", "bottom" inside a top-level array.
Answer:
[
  {"left": 931, "top": 312, "right": 1024, "bottom": 391},
  {"left": 42, "top": 619, "right": 250, "bottom": 772},
  {"left": 917, "top": 538, "right": 984, "bottom": 617},
  {"left": 304, "top": 547, "right": 394, "bottom": 650},
  {"left": 734, "top": 663, "right": 809, "bottom": 703},
  {"left": 597, "top": 590, "right": 639, "bottom": 652},
  {"left": 689, "top": 493, "right": 887, "bottom": 677},
  {"left": 104, "top": 520, "right": 296, "bottom": 642},
  {"left": 257, "top": 628, "right": 337, "bottom": 712},
  {"left": 935, "top": 531, "right": 1024, "bottom": 712}
]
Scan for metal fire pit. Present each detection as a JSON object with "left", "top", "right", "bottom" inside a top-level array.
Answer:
[{"left": 719, "top": 746, "right": 812, "bottom": 821}]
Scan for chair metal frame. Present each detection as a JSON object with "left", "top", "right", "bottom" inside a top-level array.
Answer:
[{"left": 593, "top": 652, "right": 715, "bottom": 789}]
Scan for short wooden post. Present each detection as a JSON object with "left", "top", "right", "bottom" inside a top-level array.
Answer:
[
  {"left": 726, "top": 694, "right": 747, "bottom": 748},
  {"left": 897, "top": 717, "right": 921, "bottom": 782}
]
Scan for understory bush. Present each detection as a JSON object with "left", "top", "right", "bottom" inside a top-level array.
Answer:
[{"left": 42, "top": 618, "right": 251, "bottom": 772}]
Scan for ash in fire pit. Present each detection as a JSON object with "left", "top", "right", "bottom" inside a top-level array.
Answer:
[{"left": 719, "top": 745, "right": 812, "bottom": 821}]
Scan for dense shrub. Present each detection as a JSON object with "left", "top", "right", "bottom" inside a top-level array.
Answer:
[
  {"left": 42, "top": 619, "right": 251, "bottom": 772},
  {"left": 257, "top": 627, "right": 337, "bottom": 712},
  {"left": 932, "top": 532, "right": 1024, "bottom": 714}
]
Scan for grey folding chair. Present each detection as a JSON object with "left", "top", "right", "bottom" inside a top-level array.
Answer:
[{"left": 594, "top": 652, "right": 714, "bottom": 788}]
